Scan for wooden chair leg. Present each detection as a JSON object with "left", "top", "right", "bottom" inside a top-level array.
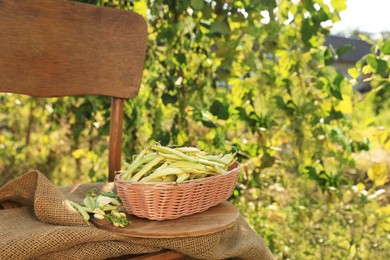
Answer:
[{"left": 108, "top": 97, "right": 124, "bottom": 182}]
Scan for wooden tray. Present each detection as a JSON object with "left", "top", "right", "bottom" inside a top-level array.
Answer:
[{"left": 91, "top": 202, "right": 239, "bottom": 238}]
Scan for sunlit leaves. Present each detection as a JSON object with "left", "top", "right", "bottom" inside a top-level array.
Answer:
[
  {"left": 133, "top": 0, "right": 147, "bottom": 17},
  {"left": 347, "top": 67, "right": 359, "bottom": 79},
  {"left": 330, "top": 0, "right": 347, "bottom": 12},
  {"left": 367, "top": 163, "right": 389, "bottom": 186},
  {"left": 335, "top": 95, "right": 352, "bottom": 114},
  {"left": 72, "top": 149, "right": 86, "bottom": 159},
  {"left": 353, "top": 39, "right": 390, "bottom": 114}
]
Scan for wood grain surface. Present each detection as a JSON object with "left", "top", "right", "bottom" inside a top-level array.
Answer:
[
  {"left": 0, "top": 0, "right": 147, "bottom": 98},
  {"left": 109, "top": 97, "right": 124, "bottom": 181},
  {"left": 91, "top": 202, "right": 239, "bottom": 238}
]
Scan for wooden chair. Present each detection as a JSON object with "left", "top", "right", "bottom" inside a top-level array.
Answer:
[
  {"left": 0, "top": 1, "right": 247, "bottom": 259},
  {"left": 0, "top": 0, "right": 190, "bottom": 259},
  {"left": 0, "top": 0, "right": 145, "bottom": 183}
]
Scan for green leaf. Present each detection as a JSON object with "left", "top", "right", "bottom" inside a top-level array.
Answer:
[
  {"left": 190, "top": 0, "right": 204, "bottom": 10},
  {"left": 236, "top": 107, "right": 248, "bottom": 121},
  {"left": 213, "top": 132, "right": 225, "bottom": 148},
  {"left": 366, "top": 54, "right": 378, "bottom": 71},
  {"left": 274, "top": 96, "right": 295, "bottom": 115},
  {"left": 156, "top": 26, "right": 175, "bottom": 44},
  {"left": 313, "top": 9, "right": 330, "bottom": 22},
  {"left": 382, "top": 39, "right": 390, "bottom": 54},
  {"left": 330, "top": 74, "right": 344, "bottom": 100},
  {"left": 210, "top": 100, "right": 229, "bottom": 120},
  {"left": 201, "top": 4, "right": 213, "bottom": 19},
  {"left": 162, "top": 93, "right": 177, "bottom": 106},
  {"left": 100, "top": 123, "right": 110, "bottom": 136},
  {"left": 376, "top": 59, "right": 388, "bottom": 77},
  {"left": 324, "top": 108, "right": 344, "bottom": 124},
  {"left": 230, "top": 12, "right": 246, "bottom": 23},
  {"left": 324, "top": 47, "right": 336, "bottom": 65},
  {"left": 263, "top": 0, "right": 276, "bottom": 9},
  {"left": 301, "top": 18, "right": 316, "bottom": 48},
  {"left": 156, "top": 131, "right": 170, "bottom": 146},
  {"left": 305, "top": 166, "right": 319, "bottom": 181},
  {"left": 210, "top": 20, "right": 230, "bottom": 35},
  {"left": 260, "top": 151, "right": 275, "bottom": 169},
  {"left": 174, "top": 53, "right": 186, "bottom": 65},
  {"left": 366, "top": 55, "right": 388, "bottom": 77},
  {"left": 334, "top": 73, "right": 344, "bottom": 86},
  {"left": 202, "top": 120, "right": 217, "bottom": 128},
  {"left": 330, "top": 87, "right": 342, "bottom": 100},
  {"left": 336, "top": 44, "right": 355, "bottom": 58},
  {"left": 193, "top": 109, "right": 217, "bottom": 128}
]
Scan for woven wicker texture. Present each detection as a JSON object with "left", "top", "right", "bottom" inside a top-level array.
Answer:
[
  {"left": 116, "top": 162, "right": 240, "bottom": 220},
  {"left": 0, "top": 170, "right": 275, "bottom": 260}
]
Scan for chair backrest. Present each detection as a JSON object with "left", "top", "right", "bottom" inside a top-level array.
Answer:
[{"left": 0, "top": 0, "right": 148, "bottom": 181}]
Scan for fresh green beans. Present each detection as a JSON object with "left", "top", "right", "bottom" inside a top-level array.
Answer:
[
  {"left": 121, "top": 144, "right": 237, "bottom": 182},
  {"left": 68, "top": 200, "right": 90, "bottom": 224},
  {"left": 67, "top": 190, "right": 130, "bottom": 227}
]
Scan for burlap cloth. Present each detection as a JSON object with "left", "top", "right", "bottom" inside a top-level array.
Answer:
[{"left": 0, "top": 170, "right": 274, "bottom": 259}]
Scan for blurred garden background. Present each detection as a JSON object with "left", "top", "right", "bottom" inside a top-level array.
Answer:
[{"left": 1, "top": 0, "right": 389, "bottom": 258}]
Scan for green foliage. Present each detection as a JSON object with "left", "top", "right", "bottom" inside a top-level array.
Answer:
[
  {"left": 233, "top": 170, "right": 390, "bottom": 258},
  {"left": 1, "top": 0, "right": 389, "bottom": 258},
  {"left": 0, "top": 96, "right": 111, "bottom": 184},
  {"left": 352, "top": 37, "right": 390, "bottom": 115}
]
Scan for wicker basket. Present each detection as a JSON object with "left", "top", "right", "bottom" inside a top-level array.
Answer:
[{"left": 115, "top": 162, "right": 240, "bottom": 221}]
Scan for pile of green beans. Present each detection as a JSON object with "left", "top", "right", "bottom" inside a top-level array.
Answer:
[
  {"left": 120, "top": 144, "right": 237, "bottom": 182},
  {"left": 67, "top": 189, "right": 130, "bottom": 227}
]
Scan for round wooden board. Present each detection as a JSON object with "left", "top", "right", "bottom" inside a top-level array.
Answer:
[{"left": 91, "top": 201, "right": 239, "bottom": 238}]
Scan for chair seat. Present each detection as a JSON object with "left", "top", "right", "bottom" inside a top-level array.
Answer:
[
  {"left": 91, "top": 201, "right": 239, "bottom": 238},
  {"left": 94, "top": 202, "right": 239, "bottom": 259}
]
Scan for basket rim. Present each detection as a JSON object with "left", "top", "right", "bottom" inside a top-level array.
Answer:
[{"left": 115, "top": 162, "right": 240, "bottom": 186}]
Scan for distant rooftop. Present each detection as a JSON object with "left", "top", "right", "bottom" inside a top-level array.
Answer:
[{"left": 324, "top": 35, "right": 372, "bottom": 63}]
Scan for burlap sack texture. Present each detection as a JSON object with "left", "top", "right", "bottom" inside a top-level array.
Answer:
[{"left": 0, "top": 170, "right": 275, "bottom": 260}]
